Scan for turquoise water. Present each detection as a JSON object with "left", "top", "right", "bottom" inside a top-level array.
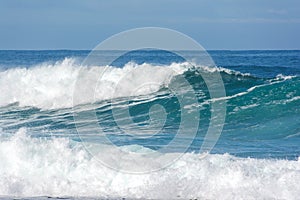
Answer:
[{"left": 0, "top": 50, "right": 299, "bottom": 198}]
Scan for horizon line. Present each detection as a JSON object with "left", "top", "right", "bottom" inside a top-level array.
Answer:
[{"left": 0, "top": 49, "right": 299, "bottom": 51}]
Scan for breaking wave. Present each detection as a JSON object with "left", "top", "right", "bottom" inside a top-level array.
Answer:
[{"left": 0, "top": 128, "right": 299, "bottom": 199}]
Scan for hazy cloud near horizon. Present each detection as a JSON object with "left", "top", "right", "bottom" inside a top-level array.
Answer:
[{"left": 0, "top": 0, "right": 299, "bottom": 50}]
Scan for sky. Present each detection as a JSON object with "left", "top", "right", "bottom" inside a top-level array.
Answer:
[{"left": 0, "top": 0, "right": 299, "bottom": 50}]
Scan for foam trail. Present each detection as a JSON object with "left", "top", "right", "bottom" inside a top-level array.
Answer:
[
  {"left": 207, "top": 74, "right": 294, "bottom": 103},
  {"left": 0, "top": 128, "right": 299, "bottom": 199}
]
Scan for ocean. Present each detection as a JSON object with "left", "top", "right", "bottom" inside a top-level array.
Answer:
[{"left": 0, "top": 50, "right": 299, "bottom": 199}]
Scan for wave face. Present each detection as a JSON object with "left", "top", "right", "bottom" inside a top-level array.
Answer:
[{"left": 0, "top": 50, "right": 300, "bottom": 199}]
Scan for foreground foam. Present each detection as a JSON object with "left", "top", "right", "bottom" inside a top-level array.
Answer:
[{"left": 0, "top": 128, "right": 299, "bottom": 199}]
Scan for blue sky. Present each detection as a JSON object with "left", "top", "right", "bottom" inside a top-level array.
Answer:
[{"left": 0, "top": 0, "right": 299, "bottom": 50}]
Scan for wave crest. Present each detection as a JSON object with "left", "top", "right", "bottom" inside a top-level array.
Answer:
[
  {"left": 0, "top": 58, "right": 187, "bottom": 109},
  {"left": 0, "top": 57, "right": 267, "bottom": 109}
]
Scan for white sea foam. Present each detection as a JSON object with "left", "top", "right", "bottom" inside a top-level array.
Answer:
[
  {"left": 275, "top": 73, "right": 296, "bottom": 81},
  {"left": 285, "top": 96, "right": 300, "bottom": 103},
  {"left": 233, "top": 103, "right": 259, "bottom": 112},
  {"left": 0, "top": 58, "right": 189, "bottom": 109},
  {"left": 197, "top": 65, "right": 251, "bottom": 77},
  {"left": 0, "top": 128, "right": 299, "bottom": 199}
]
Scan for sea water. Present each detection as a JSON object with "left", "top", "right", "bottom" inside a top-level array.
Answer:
[{"left": 0, "top": 50, "right": 299, "bottom": 199}]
